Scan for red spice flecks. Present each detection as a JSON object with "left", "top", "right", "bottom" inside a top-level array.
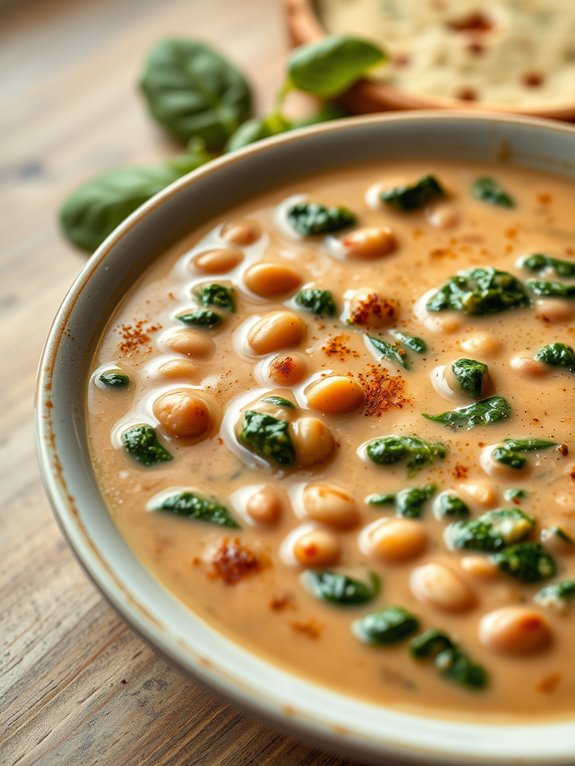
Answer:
[
  {"left": 455, "top": 86, "right": 478, "bottom": 102},
  {"left": 467, "top": 40, "right": 485, "bottom": 56},
  {"left": 452, "top": 463, "right": 469, "bottom": 480},
  {"left": 117, "top": 319, "right": 161, "bottom": 355},
  {"left": 269, "top": 593, "right": 294, "bottom": 612},
  {"left": 356, "top": 364, "right": 409, "bottom": 417},
  {"left": 270, "top": 355, "right": 295, "bottom": 380},
  {"left": 447, "top": 12, "right": 493, "bottom": 32},
  {"left": 392, "top": 52, "right": 411, "bottom": 68},
  {"left": 290, "top": 618, "right": 323, "bottom": 640},
  {"left": 535, "top": 673, "right": 562, "bottom": 695},
  {"left": 522, "top": 71, "right": 545, "bottom": 89},
  {"left": 208, "top": 537, "right": 267, "bottom": 586},
  {"left": 558, "top": 443, "right": 569, "bottom": 457},
  {"left": 322, "top": 334, "right": 360, "bottom": 361},
  {"left": 349, "top": 294, "right": 398, "bottom": 327}
]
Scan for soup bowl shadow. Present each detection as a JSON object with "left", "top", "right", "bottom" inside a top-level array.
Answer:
[{"left": 36, "top": 112, "right": 575, "bottom": 766}]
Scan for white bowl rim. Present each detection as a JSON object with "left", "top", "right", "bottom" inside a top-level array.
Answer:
[{"left": 36, "top": 111, "right": 575, "bottom": 766}]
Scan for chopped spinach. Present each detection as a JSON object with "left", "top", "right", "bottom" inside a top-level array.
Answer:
[
  {"left": 366, "top": 484, "right": 436, "bottom": 519},
  {"left": 122, "top": 425, "right": 172, "bottom": 466},
  {"left": 491, "top": 542, "right": 557, "bottom": 583},
  {"left": 535, "top": 580, "right": 575, "bottom": 611},
  {"left": 261, "top": 396, "right": 296, "bottom": 409},
  {"left": 355, "top": 606, "right": 419, "bottom": 646},
  {"left": 451, "top": 358, "right": 488, "bottom": 399},
  {"left": 504, "top": 488, "right": 527, "bottom": 502},
  {"left": 447, "top": 508, "right": 535, "bottom": 553},
  {"left": 365, "top": 435, "right": 447, "bottom": 477},
  {"left": 426, "top": 267, "right": 530, "bottom": 315},
  {"left": 521, "top": 253, "right": 575, "bottom": 279},
  {"left": 286, "top": 202, "right": 356, "bottom": 236},
  {"left": 155, "top": 490, "right": 239, "bottom": 528},
  {"left": 239, "top": 410, "right": 295, "bottom": 467},
  {"left": 379, "top": 175, "right": 445, "bottom": 212},
  {"left": 535, "top": 342, "right": 575, "bottom": 373},
  {"left": 410, "top": 629, "right": 487, "bottom": 690},
  {"left": 543, "top": 526, "right": 575, "bottom": 546},
  {"left": 472, "top": 177, "right": 515, "bottom": 208},
  {"left": 303, "top": 570, "right": 380, "bottom": 606},
  {"left": 433, "top": 492, "right": 470, "bottom": 519},
  {"left": 195, "top": 283, "right": 235, "bottom": 312},
  {"left": 492, "top": 438, "right": 557, "bottom": 470},
  {"left": 99, "top": 370, "right": 130, "bottom": 388},
  {"left": 423, "top": 396, "right": 511, "bottom": 431},
  {"left": 367, "top": 334, "right": 410, "bottom": 370},
  {"left": 388, "top": 329, "right": 427, "bottom": 353},
  {"left": 177, "top": 309, "right": 222, "bottom": 328},
  {"left": 295, "top": 288, "right": 336, "bottom": 316},
  {"left": 527, "top": 280, "right": 575, "bottom": 299}
]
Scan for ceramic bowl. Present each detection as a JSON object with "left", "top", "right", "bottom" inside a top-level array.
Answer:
[
  {"left": 36, "top": 112, "right": 575, "bottom": 765},
  {"left": 283, "top": 0, "right": 575, "bottom": 122}
]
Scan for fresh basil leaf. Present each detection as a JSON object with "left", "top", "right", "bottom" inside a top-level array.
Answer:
[
  {"left": 426, "top": 268, "right": 530, "bottom": 315},
  {"left": 122, "top": 425, "right": 172, "bottom": 466},
  {"left": 156, "top": 490, "right": 239, "bottom": 528},
  {"left": 388, "top": 329, "right": 427, "bottom": 353},
  {"left": 287, "top": 202, "right": 356, "bottom": 236},
  {"left": 367, "top": 334, "right": 410, "bottom": 370},
  {"left": 177, "top": 309, "right": 222, "bottom": 328},
  {"left": 527, "top": 280, "right": 575, "bottom": 299},
  {"left": 262, "top": 396, "right": 296, "bottom": 409},
  {"left": 423, "top": 396, "right": 511, "bottom": 430},
  {"left": 295, "top": 288, "right": 336, "bottom": 316},
  {"left": 140, "top": 38, "right": 252, "bottom": 147},
  {"left": 451, "top": 358, "right": 488, "bottom": 399},
  {"left": 365, "top": 435, "right": 447, "bottom": 477},
  {"left": 521, "top": 253, "right": 575, "bottom": 278},
  {"left": 239, "top": 410, "right": 295, "bottom": 467},
  {"left": 380, "top": 175, "right": 445, "bottom": 211},
  {"left": 98, "top": 371, "right": 130, "bottom": 388},
  {"left": 472, "top": 177, "right": 515, "bottom": 208},
  {"left": 303, "top": 570, "right": 380, "bottom": 606},
  {"left": 195, "top": 283, "right": 235, "bottom": 312},
  {"left": 355, "top": 606, "right": 419, "bottom": 646},
  {"left": 535, "top": 342, "right": 575, "bottom": 373},
  {"left": 433, "top": 492, "right": 470, "bottom": 519},
  {"left": 287, "top": 35, "right": 386, "bottom": 98},
  {"left": 225, "top": 112, "right": 292, "bottom": 152},
  {"left": 491, "top": 542, "right": 557, "bottom": 583},
  {"left": 410, "top": 630, "right": 487, "bottom": 690},
  {"left": 493, "top": 438, "right": 556, "bottom": 470},
  {"left": 291, "top": 102, "right": 350, "bottom": 128}
]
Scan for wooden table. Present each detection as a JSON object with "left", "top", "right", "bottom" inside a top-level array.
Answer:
[{"left": 0, "top": 1, "right": 375, "bottom": 763}]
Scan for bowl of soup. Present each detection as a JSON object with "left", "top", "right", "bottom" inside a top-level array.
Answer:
[
  {"left": 36, "top": 112, "right": 575, "bottom": 764},
  {"left": 285, "top": 0, "right": 575, "bottom": 120}
]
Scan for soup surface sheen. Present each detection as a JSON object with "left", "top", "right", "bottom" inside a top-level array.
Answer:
[{"left": 88, "top": 160, "right": 575, "bottom": 721}]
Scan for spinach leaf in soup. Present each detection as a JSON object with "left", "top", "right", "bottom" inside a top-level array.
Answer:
[
  {"left": 365, "top": 435, "right": 447, "bottom": 477},
  {"left": 379, "top": 175, "right": 445, "bottom": 212},
  {"left": 491, "top": 542, "right": 557, "bottom": 583},
  {"left": 287, "top": 202, "right": 356, "bottom": 236},
  {"left": 527, "top": 280, "right": 575, "bottom": 299},
  {"left": 239, "top": 410, "right": 295, "bottom": 467},
  {"left": 140, "top": 39, "right": 253, "bottom": 148},
  {"left": 287, "top": 35, "right": 386, "bottom": 98},
  {"left": 295, "top": 288, "right": 336, "bottom": 317},
  {"left": 98, "top": 370, "right": 130, "bottom": 388},
  {"left": 426, "top": 267, "right": 530, "bottom": 315},
  {"left": 535, "top": 342, "right": 575, "bottom": 373},
  {"left": 433, "top": 492, "right": 470, "bottom": 519},
  {"left": 521, "top": 253, "right": 575, "bottom": 279},
  {"left": 492, "top": 438, "right": 557, "bottom": 470},
  {"left": 410, "top": 629, "right": 488, "bottom": 690},
  {"left": 355, "top": 606, "right": 420, "bottom": 646},
  {"left": 156, "top": 491, "right": 239, "bottom": 528},
  {"left": 504, "top": 488, "right": 528, "bottom": 502},
  {"left": 423, "top": 396, "right": 511, "bottom": 431},
  {"left": 447, "top": 508, "right": 535, "bottom": 553},
  {"left": 366, "top": 484, "right": 436, "bottom": 519},
  {"left": 367, "top": 334, "right": 410, "bottom": 370},
  {"left": 451, "top": 358, "right": 488, "bottom": 399},
  {"left": 261, "top": 396, "right": 296, "bottom": 409},
  {"left": 388, "top": 329, "right": 427, "bottom": 353},
  {"left": 122, "top": 425, "right": 172, "bottom": 466},
  {"left": 535, "top": 580, "right": 575, "bottom": 612},
  {"left": 303, "top": 570, "right": 380, "bottom": 606},
  {"left": 177, "top": 309, "right": 222, "bottom": 329},
  {"left": 195, "top": 283, "right": 235, "bottom": 312},
  {"left": 472, "top": 177, "right": 515, "bottom": 208}
]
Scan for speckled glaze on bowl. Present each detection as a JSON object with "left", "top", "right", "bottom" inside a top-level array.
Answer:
[
  {"left": 283, "top": 0, "right": 575, "bottom": 122},
  {"left": 36, "top": 113, "right": 575, "bottom": 765}
]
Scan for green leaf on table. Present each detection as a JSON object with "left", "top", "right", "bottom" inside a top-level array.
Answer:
[
  {"left": 140, "top": 38, "right": 252, "bottom": 148},
  {"left": 155, "top": 490, "right": 239, "bottom": 528},
  {"left": 287, "top": 34, "right": 386, "bottom": 98},
  {"left": 225, "top": 112, "right": 292, "bottom": 152},
  {"left": 423, "top": 396, "right": 511, "bottom": 430}
]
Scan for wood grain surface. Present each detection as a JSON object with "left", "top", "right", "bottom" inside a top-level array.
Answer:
[{"left": 0, "top": 1, "right": 379, "bottom": 764}]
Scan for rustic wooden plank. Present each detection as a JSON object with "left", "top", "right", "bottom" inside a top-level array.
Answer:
[{"left": 0, "top": 0, "right": 376, "bottom": 764}]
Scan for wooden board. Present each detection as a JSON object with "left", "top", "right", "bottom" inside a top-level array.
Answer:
[{"left": 0, "top": 0, "right": 378, "bottom": 763}]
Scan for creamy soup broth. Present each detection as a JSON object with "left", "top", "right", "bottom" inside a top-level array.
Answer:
[{"left": 87, "top": 160, "right": 575, "bottom": 720}]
